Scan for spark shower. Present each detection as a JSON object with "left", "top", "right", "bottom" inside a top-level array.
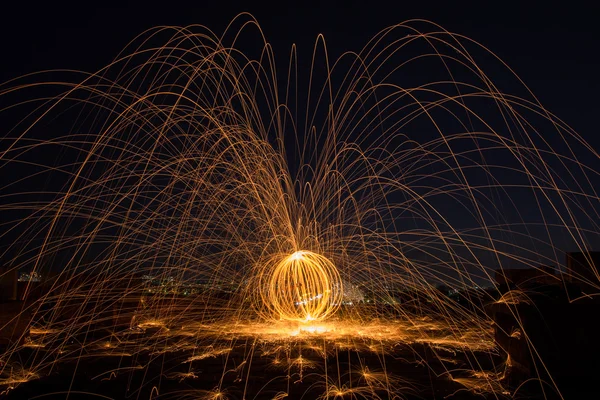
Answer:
[{"left": 0, "top": 15, "right": 598, "bottom": 399}]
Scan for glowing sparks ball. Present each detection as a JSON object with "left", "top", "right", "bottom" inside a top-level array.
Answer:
[{"left": 259, "top": 251, "right": 343, "bottom": 322}]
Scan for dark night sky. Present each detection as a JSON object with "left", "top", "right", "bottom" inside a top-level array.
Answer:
[
  {"left": 0, "top": 1, "right": 598, "bottom": 145},
  {"left": 0, "top": 1, "right": 598, "bottom": 276}
]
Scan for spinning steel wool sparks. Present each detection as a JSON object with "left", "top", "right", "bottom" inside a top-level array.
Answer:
[
  {"left": 0, "top": 15, "right": 598, "bottom": 400},
  {"left": 258, "top": 250, "right": 342, "bottom": 322}
]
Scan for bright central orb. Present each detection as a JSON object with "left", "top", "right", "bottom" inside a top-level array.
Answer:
[{"left": 261, "top": 250, "right": 342, "bottom": 322}]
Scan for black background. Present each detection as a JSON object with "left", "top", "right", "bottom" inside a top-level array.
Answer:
[{"left": 0, "top": 1, "right": 597, "bottom": 145}]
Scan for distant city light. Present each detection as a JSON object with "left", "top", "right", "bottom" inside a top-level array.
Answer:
[{"left": 18, "top": 271, "right": 42, "bottom": 282}]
